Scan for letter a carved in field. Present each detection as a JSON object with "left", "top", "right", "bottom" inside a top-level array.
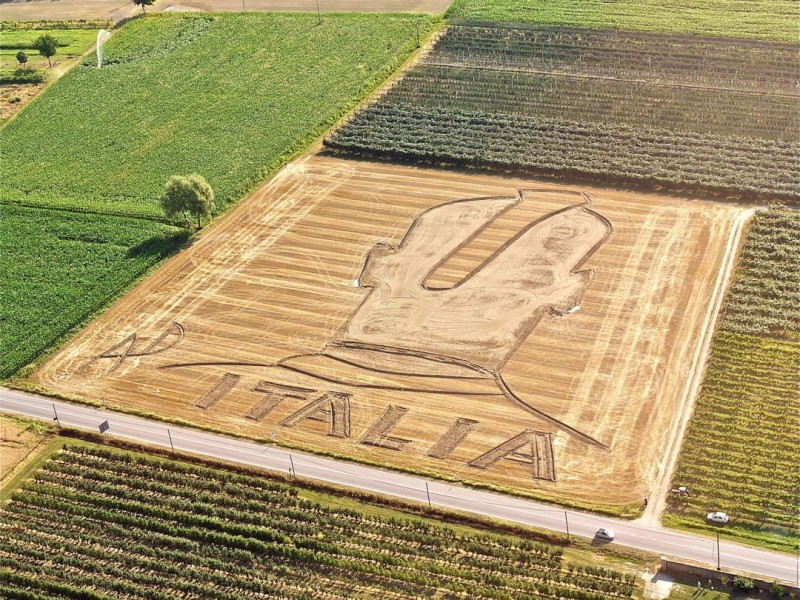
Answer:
[
  {"left": 470, "top": 430, "right": 556, "bottom": 481},
  {"left": 281, "top": 392, "right": 352, "bottom": 438}
]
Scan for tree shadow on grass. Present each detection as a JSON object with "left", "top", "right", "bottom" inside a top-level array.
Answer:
[{"left": 127, "top": 229, "right": 192, "bottom": 260}]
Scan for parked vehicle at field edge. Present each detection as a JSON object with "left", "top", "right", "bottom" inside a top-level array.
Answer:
[{"left": 707, "top": 511, "right": 729, "bottom": 524}]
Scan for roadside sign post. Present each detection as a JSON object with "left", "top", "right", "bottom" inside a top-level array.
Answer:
[
  {"left": 52, "top": 404, "right": 60, "bottom": 429},
  {"left": 99, "top": 420, "right": 110, "bottom": 434}
]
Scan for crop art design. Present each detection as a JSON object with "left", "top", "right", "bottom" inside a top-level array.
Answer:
[
  {"left": 165, "top": 196, "right": 610, "bottom": 452},
  {"left": 87, "top": 194, "right": 610, "bottom": 481},
  {"left": 36, "top": 158, "right": 740, "bottom": 502}
]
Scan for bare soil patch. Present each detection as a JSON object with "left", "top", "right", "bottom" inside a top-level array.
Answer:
[
  {"left": 0, "top": 415, "right": 47, "bottom": 481},
  {"left": 32, "top": 156, "right": 743, "bottom": 508},
  {"left": 0, "top": 83, "right": 43, "bottom": 122}
]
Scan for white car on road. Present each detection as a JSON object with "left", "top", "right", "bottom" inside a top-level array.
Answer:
[
  {"left": 707, "top": 511, "right": 729, "bottom": 524},
  {"left": 595, "top": 527, "right": 616, "bottom": 541}
]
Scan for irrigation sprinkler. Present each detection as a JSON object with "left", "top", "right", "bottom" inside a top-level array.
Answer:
[{"left": 96, "top": 29, "right": 111, "bottom": 68}]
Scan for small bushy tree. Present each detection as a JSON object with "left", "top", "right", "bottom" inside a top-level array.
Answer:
[
  {"left": 160, "top": 174, "right": 215, "bottom": 229},
  {"left": 733, "top": 576, "right": 756, "bottom": 591},
  {"left": 33, "top": 34, "right": 58, "bottom": 67},
  {"left": 771, "top": 581, "right": 786, "bottom": 598},
  {"left": 133, "top": 0, "right": 155, "bottom": 14},
  {"left": 16, "top": 51, "right": 28, "bottom": 68}
]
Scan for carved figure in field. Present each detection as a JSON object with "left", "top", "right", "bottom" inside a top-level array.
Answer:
[
  {"left": 263, "top": 191, "right": 612, "bottom": 446},
  {"left": 167, "top": 190, "right": 612, "bottom": 448}
]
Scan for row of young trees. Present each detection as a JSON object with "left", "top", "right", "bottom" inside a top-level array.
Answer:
[
  {"left": 14, "top": 35, "right": 59, "bottom": 68},
  {"left": 430, "top": 24, "right": 798, "bottom": 92}
]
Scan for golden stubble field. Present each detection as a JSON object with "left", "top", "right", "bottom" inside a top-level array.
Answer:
[{"left": 33, "top": 156, "right": 744, "bottom": 507}]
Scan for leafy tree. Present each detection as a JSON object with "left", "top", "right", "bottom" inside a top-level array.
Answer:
[
  {"left": 16, "top": 51, "right": 28, "bottom": 68},
  {"left": 33, "top": 34, "right": 58, "bottom": 68},
  {"left": 133, "top": 0, "right": 155, "bottom": 14},
  {"left": 160, "top": 174, "right": 215, "bottom": 229}
]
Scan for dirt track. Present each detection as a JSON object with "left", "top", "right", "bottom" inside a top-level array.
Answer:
[
  {"left": 0, "top": 0, "right": 451, "bottom": 23},
  {"left": 32, "top": 156, "right": 743, "bottom": 507}
]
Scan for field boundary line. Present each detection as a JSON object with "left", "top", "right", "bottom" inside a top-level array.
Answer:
[
  {"left": 642, "top": 207, "right": 756, "bottom": 524},
  {"left": 323, "top": 23, "right": 448, "bottom": 142}
]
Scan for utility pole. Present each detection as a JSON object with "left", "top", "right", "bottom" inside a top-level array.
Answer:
[
  {"left": 52, "top": 404, "right": 60, "bottom": 429},
  {"left": 316, "top": 0, "right": 321, "bottom": 25},
  {"left": 425, "top": 482, "right": 431, "bottom": 508},
  {"left": 289, "top": 454, "right": 296, "bottom": 479},
  {"left": 564, "top": 511, "right": 570, "bottom": 541},
  {"left": 167, "top": 429, "right": 175, "bottom": 453},
  {"left": 716, "top": 531, "right": 721, "bottom": 570}
]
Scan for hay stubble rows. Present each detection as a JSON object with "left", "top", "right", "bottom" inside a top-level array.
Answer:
[{"left": 34, "top": 156, "right": 742, "bottom": 508}]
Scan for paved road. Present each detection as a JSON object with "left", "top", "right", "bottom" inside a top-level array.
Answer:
[{"left": 2, "top": 387, "right": 797, "bottom": 586}]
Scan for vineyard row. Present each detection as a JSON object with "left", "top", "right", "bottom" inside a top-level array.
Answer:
[
  {"left": 327, "top": 104, "right": 799, "bottom": 202},
  {"left": 385, "top": 66, "right": 798, "bottom": 141},
  {"left": 429, "top": 24, "right": 799, "bottom": 92}
]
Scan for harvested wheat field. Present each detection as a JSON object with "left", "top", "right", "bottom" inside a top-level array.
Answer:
[{"left": 33, "top": 156, "right": 745, "bottom": 508}]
